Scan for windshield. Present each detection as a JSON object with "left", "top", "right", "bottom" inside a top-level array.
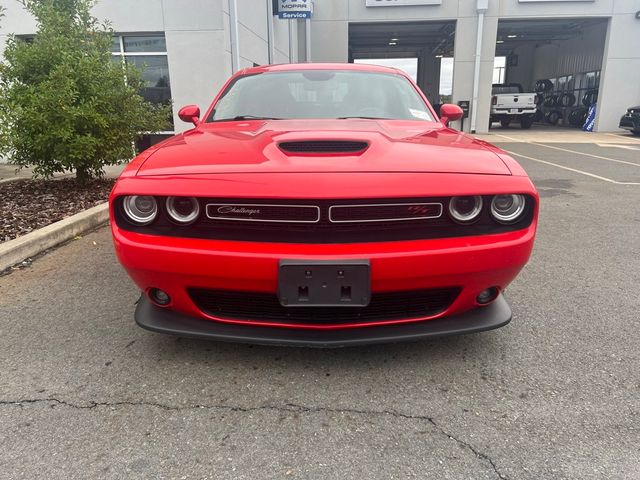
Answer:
[{"left": 208, "top": 70, "right": 435, "bottom": 122}]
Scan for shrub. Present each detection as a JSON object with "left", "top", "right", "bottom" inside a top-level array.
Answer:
[{"left": 0, "top": 0, "right": 171, "bottom": 184}]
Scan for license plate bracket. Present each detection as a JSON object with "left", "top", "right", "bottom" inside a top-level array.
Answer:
[{"left": 278, "top": 260, "right": 370, "bottom": 307}]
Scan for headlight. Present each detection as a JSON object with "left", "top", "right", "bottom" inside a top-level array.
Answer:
[
  {"left": 166, "top": 196, "right": 200, "bottom": 224},
  {"left": 122, "top": 196, "right": 158, "bottom": 225},
  {"left": 490, "top": 194, "right": 526, "bottom": 224},
  {"left": 448, "top": 196, "right": 483, "bottom": 223}
]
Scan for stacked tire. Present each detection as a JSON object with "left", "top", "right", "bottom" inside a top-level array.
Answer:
[
  {"left": 582, "top": 90, "right": 598, "bottom": 107},
  {"left": 545, "top": 110, "right": 563, "bottom": 125},
  {"left": 559, "top": 93, "right": 576, "bottom": 107},
  {"left": 534, "top": 78, "right": 597, "bottom": 128},
  {"left": 535, "top": 79, "right": 553, "bottom": 93},
  {"left": 568, "top": 108, "right": 588, "bottom": 127}
]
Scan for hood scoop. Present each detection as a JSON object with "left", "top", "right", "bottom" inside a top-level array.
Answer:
[{"left": 278, "top": 140, "right": 369, "bottom": 155}]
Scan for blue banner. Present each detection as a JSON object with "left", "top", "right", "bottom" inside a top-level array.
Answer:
[
  {"left": 583, "top": 104, "right": 597, "bottom": 132},
  {"left": 277, "top": 0, "right": 312, "bottom": 19}
]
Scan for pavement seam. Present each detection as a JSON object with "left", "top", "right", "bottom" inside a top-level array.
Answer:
[{"left": 0, "top": 397, "right": 509, "bottom": 479}]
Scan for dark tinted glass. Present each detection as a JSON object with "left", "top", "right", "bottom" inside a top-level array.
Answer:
[
  {"left": 111, "top": 37, "right": 120, "bottom": 52},
  {"left": 123, "top": 35, "right": 166, "bottom": 53},
  {"left": 135, "top": 134, "right": 172, "bottom": 154},
  {"left": 126, "top": 56, "right": 172, "bottom": 105}
]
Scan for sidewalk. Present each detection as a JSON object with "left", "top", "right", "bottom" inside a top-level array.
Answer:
[
  {"left": 475, "top": 127, "right": 640, "bottom": 144},
  {"left": 0, "top": 163, "right": 126, "bottom": 183}
]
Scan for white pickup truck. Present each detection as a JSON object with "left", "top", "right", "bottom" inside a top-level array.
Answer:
[{"left": 490, "top": 83, "right": 537, "bottom": 129}]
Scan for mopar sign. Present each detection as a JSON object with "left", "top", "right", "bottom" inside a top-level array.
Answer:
[{"left": 277, "top": 0, "right": 312, "bottom": 19}]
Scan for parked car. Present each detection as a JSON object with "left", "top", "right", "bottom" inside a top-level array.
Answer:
[
  {"left": 490, "top": 83, "right": 537, "bottom": 129},
  {"left": 619, "top": 106, "right": 640, "bottom": 136},
  {"left": 110, "top": 63, "right": 539, "bottom": 346}
]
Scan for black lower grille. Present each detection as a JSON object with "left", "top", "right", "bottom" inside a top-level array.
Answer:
[{"left": 188, "top": 288, "right": 460, "bottom": 327}]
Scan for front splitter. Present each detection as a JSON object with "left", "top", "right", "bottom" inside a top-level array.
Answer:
[{"left": 135, "top": 295, "right": 512, "bottom": 347}]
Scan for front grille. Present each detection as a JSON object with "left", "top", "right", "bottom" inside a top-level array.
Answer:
[
  {"left": 329, "top": 203, "right": 442, "bottom": 223},
  {"left": 188, "top": 288, "right": 460, "bottom": 327},
  {"left": 114, "top": 196, "right": 536, "bottom": 243},
  {"left": 279, "top": 141, "right": 368, "bottom": 154},
  {"left": 206, "top": 203, "right": 320, "bottom": 223}
]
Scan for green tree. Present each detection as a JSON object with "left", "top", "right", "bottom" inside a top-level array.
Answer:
[{"left": 0, "top": 0, "right": 171, "bottom": 184}]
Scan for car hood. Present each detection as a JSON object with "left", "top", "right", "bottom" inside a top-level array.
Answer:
[{"left": 136, "top": 119, "right": 511, "bottom": 176}]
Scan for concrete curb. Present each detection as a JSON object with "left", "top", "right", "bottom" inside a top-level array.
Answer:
[
  {"left": 0, "top": 203, "right": 109, "bottom": 272},
  {"left": 0, "top": 177, "right": 28, "bottom": 184}
]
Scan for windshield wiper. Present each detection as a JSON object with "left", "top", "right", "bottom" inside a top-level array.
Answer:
[
  {"left": 214, "top": 115, "right": 283, "bottom": 121},
  {"left": 336, "top": 116, "right": 393, "bottom": 120}
]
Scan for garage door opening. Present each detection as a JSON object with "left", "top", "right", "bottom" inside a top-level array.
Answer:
[
  {"left": 493, "top": 18, "right": 608, "bottom": 131},
  {"left": 348, "top": 21, "right": 455, "bottom": 107}
]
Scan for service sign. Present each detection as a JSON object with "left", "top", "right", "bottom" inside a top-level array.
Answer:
[
  {"left": 278, "top": 0, "right": 313, "bottom": 19},
  {"left": 366, "top": 0, "right": 442, "bottom": 6}
]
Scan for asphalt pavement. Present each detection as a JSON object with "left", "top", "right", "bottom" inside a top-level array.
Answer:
[{"left": 1, "top": 134, "right": 639, "bottom": 479}]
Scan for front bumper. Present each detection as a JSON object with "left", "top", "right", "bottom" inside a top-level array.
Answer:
[
  {"left": 619, "top": 114, "right": 640, "bottom": 132},
  {"left": 135, "top": 294, "right": 512, "bottom": 347},
  {"left": 112, "top": 224, "right": 535, "bottom": 330},
  {"left": 491, "top": 108, "right": 537, "bottom": 116}
]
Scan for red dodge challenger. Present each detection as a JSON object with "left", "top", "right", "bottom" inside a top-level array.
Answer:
[{"left": 110, "top": 63, "right": 538, "bottom": 346}]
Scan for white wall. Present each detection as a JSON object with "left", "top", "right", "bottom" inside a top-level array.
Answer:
[{"left": 596, "top": 3, "right": 640, "bottom": 132}]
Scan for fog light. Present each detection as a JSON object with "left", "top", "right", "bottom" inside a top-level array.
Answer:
[
  {"left": 476, "top": 287, "right": 499, "bottom": 305},
  {"left": 149, "top": 288, "right": 171, "bottom": 306}
]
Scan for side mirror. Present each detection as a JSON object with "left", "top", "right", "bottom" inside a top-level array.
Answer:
[
  {"left": 178, "top": 105, "right": 201, "bottom": 126},
  {"left": 439, "top": 104, "right": 464, "bottom": 126}
]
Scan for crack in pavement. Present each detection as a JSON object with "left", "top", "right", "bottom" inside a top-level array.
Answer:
[{"left": 1, "top": 397, "right": 508, "bottom": 479}]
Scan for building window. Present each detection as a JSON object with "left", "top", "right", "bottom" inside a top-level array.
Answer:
[
  {"left": 439, "top": 57, "right": 453, "bottom": 104},
  {"left": 111, "top": 33, "right": 173, "bottom": 149},
  {"left": 493, "top": 57, "right": 506, "bottom": 84},
  {"left": 583, "top": 71, "right": 600, "bottom": 90}
]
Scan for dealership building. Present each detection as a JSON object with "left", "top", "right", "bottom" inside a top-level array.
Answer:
[{"left": 1, "top": 0, "right": 639, "bottom": 137}]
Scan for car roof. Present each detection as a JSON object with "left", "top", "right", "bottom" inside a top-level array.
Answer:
[{"left": 237, "top": 62, "right": 406, "bottom": 76}]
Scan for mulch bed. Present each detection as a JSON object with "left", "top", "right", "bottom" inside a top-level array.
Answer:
[{"left": 0, "top": 178, "right": 115, "bottom": 242}]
